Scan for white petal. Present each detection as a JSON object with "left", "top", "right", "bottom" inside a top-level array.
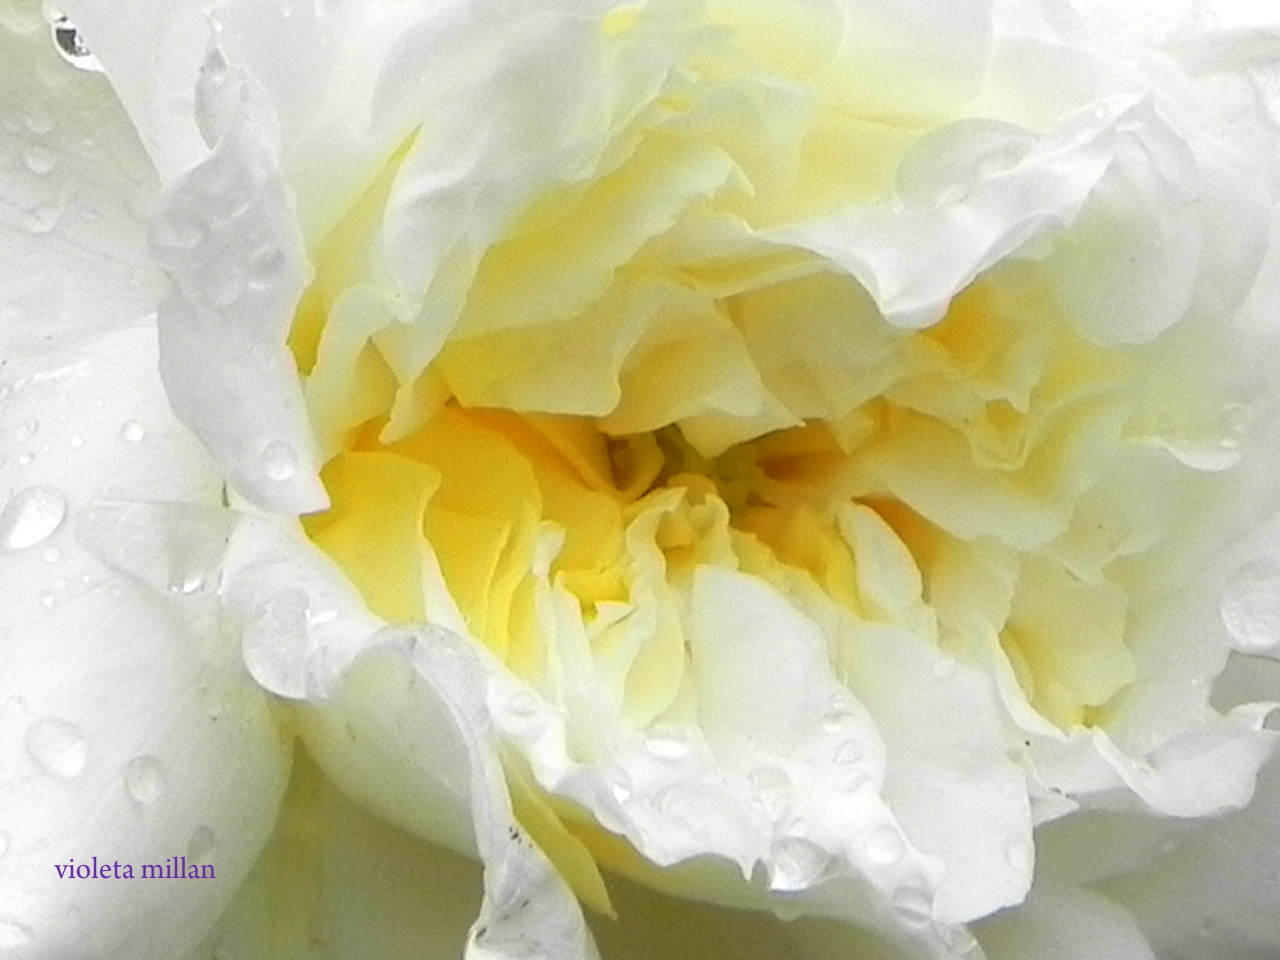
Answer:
[
  {"left": 150, "top": 67, "right": 327, "bottom": 515},
  {"left": 0, "top": 8, "right": 167, "bottom": 352},
  {"left": 975, "top": 882, "right": 1157, "bottom": 960},
  {"left": 0, "top": 532, "right": 291, "bottom": 958},
  {"left": 56, "top": 0, "right": 210, "bottom": 179},
  {"left": 185, "top": 751, "right": 484, "bottom": 960},
  {"left": 0, "top": 325, "right": 220, "bottom": 511},
  {"left": 1093, "top": 659, "right": 1280, "bottom": 960}
]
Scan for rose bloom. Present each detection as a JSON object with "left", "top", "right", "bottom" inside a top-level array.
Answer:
[{"left": 4, "top": 0, "right": 1280, "bottom": 957}]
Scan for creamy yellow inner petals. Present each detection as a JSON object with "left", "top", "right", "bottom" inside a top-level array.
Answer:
[{"left": 285, "top": 0, "right": 1249, "bottom": 914}]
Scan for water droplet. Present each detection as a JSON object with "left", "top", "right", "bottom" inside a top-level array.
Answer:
[
  {"left": 122, "top": 755, "right": 167, "bottom": 805},
  {"left": 933, "top": 656, "right": 959, "bottom": 680},
  {"left": 247, "top": 245, "right": 284, "bottom": 287},
  {"left": 151, "top": 217, "right": 204, "bottom": 251},
  {"left": 23, "top": 105, "right": 53, "bottom": 136},
  {"left": 39, "top": 590, "right": 55, "bottom": 608},
  {"left": 769, "top": 837, "right": 831, "bottom": 891},
  {"left": 187, "top": 825, "right": 217, "bottom": 863},
  {"left": 41, "top": 545, "right": 62, "bottom": 564},
  {"left": 865, "top": 824, "right": 905, "bottom": 865},
  {"left": 26, "top": 716, "right": 87, "bottom": 778},
  {"left": 644, "top": 732, "right": 690, "bottom": 760},
  {"left": 68, "top": 434, "right": 84, "bottom": 449},
  {"left": 822, "top": 710, "right": 855, "bottom": 734},
  {"left": 23, "top": 146, "right": 56, "bottom": 175},
  {"left": 213, "top": 277, "right": 243, "bottom": 307},
  {"left": 241, "top": 590, "right": 310, "bottom": 699},
  {"left": 14, "top": 419, "right": 38, "bottom": 441},
  {"left": 747, "top": 765, "right": 792, "bottom": 823},
  {"left": 49, "top": 13, "right": 103, "bottom": 72},
  {"left": 833, "top": 740, "right": 863, "bottom": 765},
  {"left": 0, "top": 486, "right": 67, "bottom": 551},
  {"left": 506, "top": 690, "right": 538, "bottom": 720},
  {"left": 17, "top": 453, "right": 33, "bottom": 467},
  {"left": 120, "top": 420, "right": 145, "bottom": 443},
  {"left": 0, "top": 918, "right": 34, "bottom": 948},
  {"left": 261, "top": 440, "right": 297, "bottom": 482},
  {"left": 1006, "top": 836, "right": 1033, "bottom": 873},
  {"left": 23, "top": 202, "right": 61, "bottom": 234},
  {"left": 891, "top": 886, "right": 934, "bottom": 929},
  {"left": 1221, "top": 561, "right": 1280, "bottom": 653},
  {"left": 605, "top": 771, "right": 633, "bottom": 804},
  {"left": 941, "top": 924, "right": 979, "bottom": 956}
]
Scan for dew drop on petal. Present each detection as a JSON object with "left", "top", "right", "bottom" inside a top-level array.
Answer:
[
  {"left": 1006, "top": 835, "right": 1033, "bottom": 873},
  {"left": 26, "top": 717, "right": 87, "bottom": 778},
  {"left": 187, "top": 826, "right": 217, "bottom": 863},
  {"left": 932, "top": 656, "right": 959, "bottom": 680},
  {"left": 0, "top": 486, "right": 67, "bottom": 551},
  {"left": 39, "top": 590, "right": 55, "bottom": 608},
  {"left": 769, "top": 836, "right": 831, "bottom": 891},
  {"left": 1220, "top": 561, "right": 1280, "bottom": 653},
  {"left": 122, "top": 755, "right": 167, "bottom": 806},
  {"left": 865, "top": 824, "right": 905, "bottom": 865},
  {"left": 23, "top": 146, "right": 56, "bottom": 175},
  {"left": 747, "top": 765, "right": 792, "bottom": 823},
  {"left": 241, "top": 591, "right": 310, "bottom": 699},
  {"left": 891, "top": 886, "right": 935, "bottom": 929},
  {"left": 505, "top": 690, "right": 538, "bottom": 720},
  {"left": 261, "top": 440, "right": 297, "bottom": 482},
  {"left": 68, "top": 434, "right": 83, "bottom": 449},
  {"left": 13, "top": 419, "right": 38, "bottom": 442},
  {"left": 644, "top": 732, "right": 690, "bottom": 760},
  {"left": 0, "top": 918, "right": 34, "bottom": 949},
  {"left": 47, "top": 10, "right": 103, "bottom": 72},
  {"left": 120, "top": 420, "right": 145, "bottom": 443}
]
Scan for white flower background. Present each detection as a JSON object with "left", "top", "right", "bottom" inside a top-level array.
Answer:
[{"left": 3, "top": 1, "right": 1280, "bottom": 959}]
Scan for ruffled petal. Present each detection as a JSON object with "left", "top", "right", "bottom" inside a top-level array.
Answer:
[
  {"left": 217, "top": 515, "right": 600, "bottom": 960},
  {"left": 149, "top": 63, "right": 327, "bottom": 515}
]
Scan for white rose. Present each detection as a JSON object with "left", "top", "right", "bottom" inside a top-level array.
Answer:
[{"left": 2, "top": 0, "right": 1280, "bottom": 958}]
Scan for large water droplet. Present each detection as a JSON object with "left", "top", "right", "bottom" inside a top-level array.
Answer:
[
  {"left": 0, "top": 486, "right": 67, "bottom": 551},
  {"left": 242, "top": 590, "right": 310, "bottom": 699},
  {"left": 0, "top": 918, "right": 34, "bottom": 948},
  {"left": 1221, "top": 561, "right": 1280, "bottom": 653},
  {"left": 769, "top": 837, "right": 831, "bottom": 891},
  {"left": 26, "top": 716, "right": 87, "bottom": 778},
  {"left": 864, "top": 824, "right": 905, "bottom": 865},
  {"left": 122, "top": 755, "right": 167, "bottom": 806},
  {"left": 187, "top": 825, "right": 217, "bottom": 863},
  {"left": 261, "top": 440, "right": 297, "bottom": 482},
  {"left": 47, "top": 9, "right": 103, "bottom": 72}
]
